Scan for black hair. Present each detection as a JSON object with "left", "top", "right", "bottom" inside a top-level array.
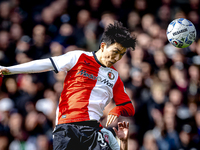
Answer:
[{"left": 100, "top": 21, "right": 136, "bottom": 50}]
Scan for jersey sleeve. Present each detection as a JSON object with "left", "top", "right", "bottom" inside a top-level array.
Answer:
[
  {"left": 2, "top": 59, "right": 54, "bottom": 75},
  {"left": 50, "top": 50, "right": 83, "bottom": 73},
  {"left": 108, "top": 76, "right": 135, "bottom": 117}
]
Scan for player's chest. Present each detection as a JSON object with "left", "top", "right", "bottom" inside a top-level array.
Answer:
[{"left": 70, "top": 60, "right": 118, "bottom": 89}]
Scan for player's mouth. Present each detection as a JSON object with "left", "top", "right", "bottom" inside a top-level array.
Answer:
[{"left": 109, "top": 61, "right": 115, "bottom": 64}]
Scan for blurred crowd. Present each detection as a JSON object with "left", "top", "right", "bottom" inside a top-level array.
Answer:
[{"left": 0, "top": 0, "right": 200, "bottom": 150}]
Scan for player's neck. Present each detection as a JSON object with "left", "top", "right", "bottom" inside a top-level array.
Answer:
[{"left": 95, "top": 50, "right": 102, "bottom": 65}]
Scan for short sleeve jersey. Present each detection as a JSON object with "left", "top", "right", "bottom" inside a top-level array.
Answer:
[{"left": 50, "top": 50, "right": 134, "bottom": 125}]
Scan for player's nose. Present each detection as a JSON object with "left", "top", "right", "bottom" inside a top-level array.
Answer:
[{"left": 115, "top": 54, "right": 121, "bottom": 61}]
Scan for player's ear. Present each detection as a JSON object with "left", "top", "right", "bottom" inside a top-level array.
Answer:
[{"left": 100, "top": 42, "right": 106, "bottom": 52}]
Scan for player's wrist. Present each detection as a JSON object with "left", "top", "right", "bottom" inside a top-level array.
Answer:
[
  {"left": 120, "top": 138, "right": 128, "bottom": 143},
  {"left": 120, "top": 140, "right": 128, "bottom": 150},
  {"left": 0, "top": 68, "right": 10, "bottom": 75}
]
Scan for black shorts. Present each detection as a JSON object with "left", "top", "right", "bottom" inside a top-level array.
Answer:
[{"left": 52, "top": 121, "right": 112, "bottom": 150}]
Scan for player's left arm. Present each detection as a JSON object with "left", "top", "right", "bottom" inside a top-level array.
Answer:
[{"left": 106, "top": 76, "right": 135, "bottom": 127}]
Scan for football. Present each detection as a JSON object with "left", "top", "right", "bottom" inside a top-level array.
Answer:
[{"left": 166, "top": 18, "right": 196, "bottom": 48}]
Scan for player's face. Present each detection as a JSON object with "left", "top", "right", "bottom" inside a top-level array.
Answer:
[{"left": 100, "top": 42, "right": 127, "bottom": 67}]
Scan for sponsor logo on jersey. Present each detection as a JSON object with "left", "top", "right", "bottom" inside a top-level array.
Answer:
[
  {"left": 172, "top": 28, "right": 188, "bottom": 36},
  {"left": 77, "top": 70, "right": 114, "bottom": 88},
  {"left": 108, "top": 72, "right": 115, "bottom": 80}
]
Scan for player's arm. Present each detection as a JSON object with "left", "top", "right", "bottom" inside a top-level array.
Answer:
[
  {"left": 0, "top": 58, "right": 54, "bottom": 76},
  {"left": 0, "top": 50, "right": 83, "bottom": 77},
  {"left": 106, "top": 76, "right": 135, "bottom": 127},
  {"left": 113, "top": 121, "right": 129, "bottom": 150}
]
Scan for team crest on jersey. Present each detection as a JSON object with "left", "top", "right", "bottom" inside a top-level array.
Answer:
[{"left": 108, "top": 72, "right": 115, "bottom": 80}]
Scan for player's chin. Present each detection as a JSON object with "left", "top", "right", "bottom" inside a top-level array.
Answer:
[{"left": 107, "top": 61, "right": 115, "bottom": 67}]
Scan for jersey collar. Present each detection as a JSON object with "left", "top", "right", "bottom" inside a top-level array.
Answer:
[{"left": 92, "top": 51, "right": 106, "bottom": 68}]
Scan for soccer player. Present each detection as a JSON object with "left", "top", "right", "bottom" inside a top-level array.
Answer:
[{"left": 0, "top": 21, "right": 136, "bottom": 150}]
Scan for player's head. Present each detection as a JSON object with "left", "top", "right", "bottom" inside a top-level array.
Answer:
[
  {"left": 98, "top": 21, "right": 136, "bottom": 67},
  {"left": 100, "top": 21, "right": 136, "bottom": 51}
]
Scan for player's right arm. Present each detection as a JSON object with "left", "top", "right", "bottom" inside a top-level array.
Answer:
[
  {"left": 0, "top": 58, "right": 54, "bottom": 76},
  {"left": 0, "top": 50, "right": 85, "bottom": 77}
]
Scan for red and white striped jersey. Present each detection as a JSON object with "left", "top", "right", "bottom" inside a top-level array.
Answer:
[{"left": 50, "top": 50, "right": 135, "bottom": 125}]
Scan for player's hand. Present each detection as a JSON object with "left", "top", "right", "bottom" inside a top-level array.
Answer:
[
  {"left": 113, "top": 121, "right": 129, "bottom": 142},
  {"left": 106, "top": 114, "right": 118, "bottom": 127},
  {"left": 0, "top": 67, "right": 9, "bottom": 77}
]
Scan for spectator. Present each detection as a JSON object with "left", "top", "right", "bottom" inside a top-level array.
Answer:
[
  {"left": 0, "top": 135, "right": 9, "bottom": 150},
  {"left": 178, "top": 124, "right": 198, "bottom": 149},
  {"left": 74, "top": 9, "right": 91, "bottom": 48},
  {"left": 53, "top": 23, "right": 75, "bottom": 48},
  {"left": 187, "top": 65, "right": 200, "bottom": 98},
  {"left": 140, "top": 130, "right": 159, "bottom": 150},
  {"left": 141, "top": 13, "right": 155, "bottom": 33},
  {"left": 193, "top": 109, "right": 200, "bottom": 149},
  {"left": 0, "top": 1, "right": 11, "bottom": 30},
  {"left": 127, "top": 11, "right": 141, "bottom": 31},
  {"left": 27, "top": 24, "right": 50, "bottom": 60},
  {"left": 163, "top": 102, "right": 181, "bottom": 150}
]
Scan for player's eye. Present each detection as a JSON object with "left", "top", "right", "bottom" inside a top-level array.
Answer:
[{"left": 120, "top": 52, "right": 126, "bottom": 56}]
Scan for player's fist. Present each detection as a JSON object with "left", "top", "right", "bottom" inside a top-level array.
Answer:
[{"left": 0, "top": 66, "right": 9, "bottom": 77}]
